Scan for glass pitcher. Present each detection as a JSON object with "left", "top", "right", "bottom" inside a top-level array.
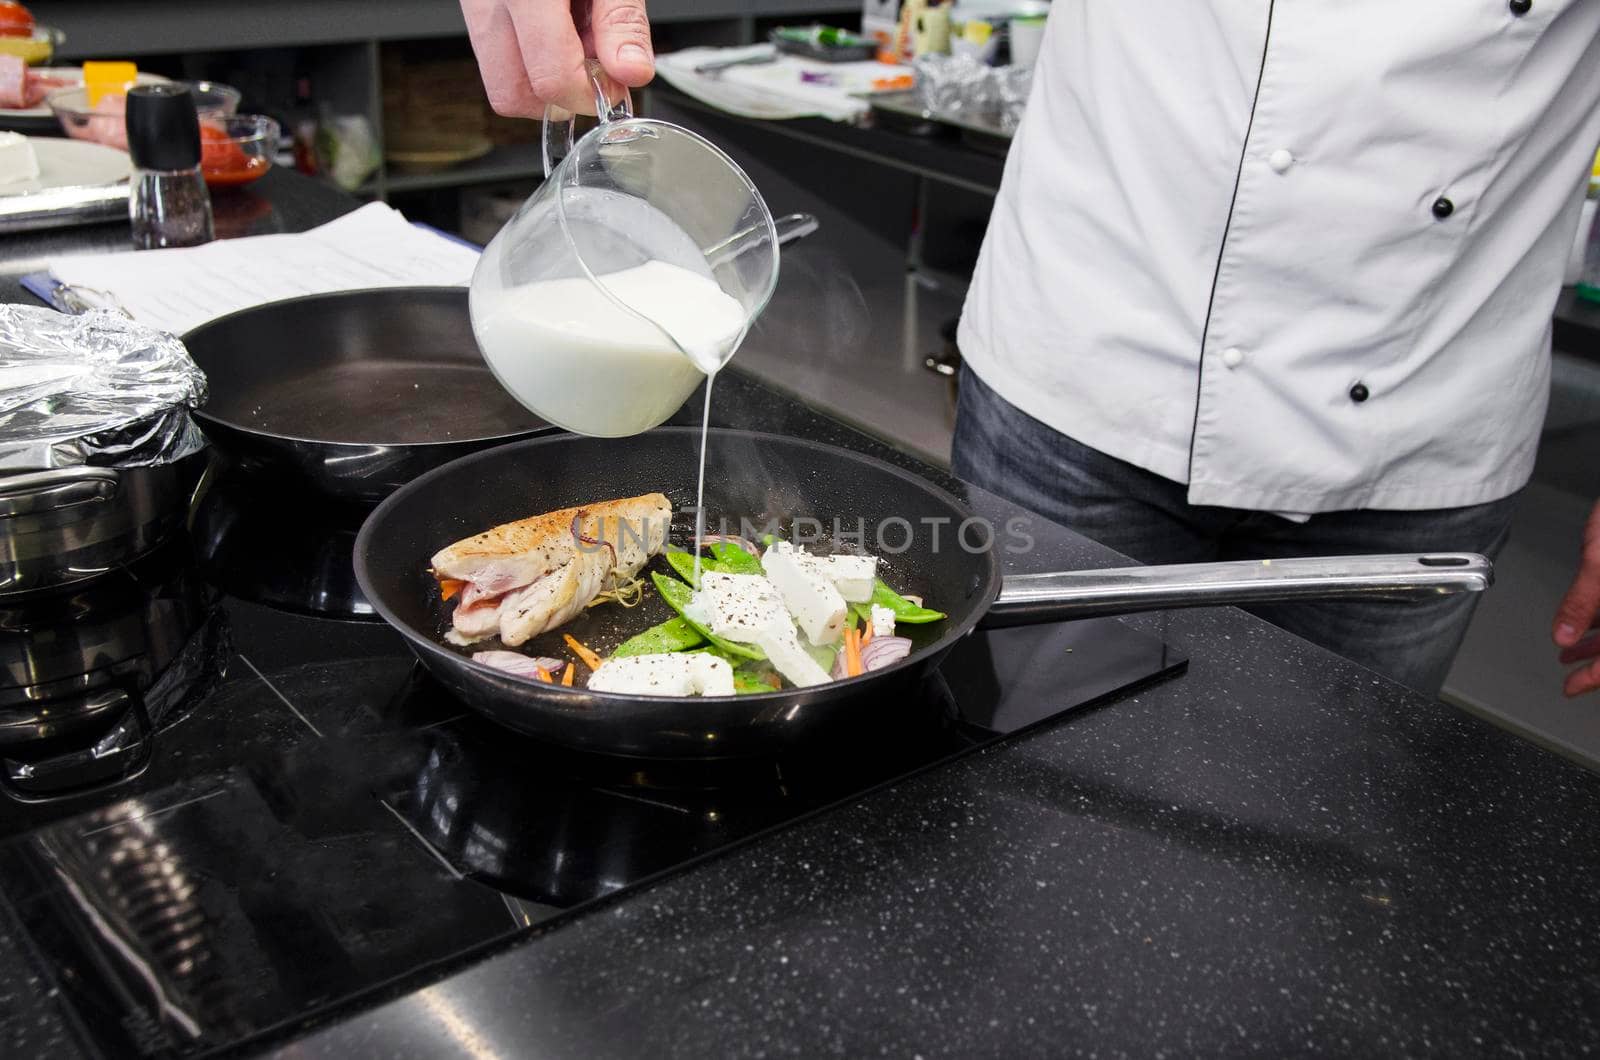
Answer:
[{"left": 469, "top": 66, "right": 783, "bottom": 437}]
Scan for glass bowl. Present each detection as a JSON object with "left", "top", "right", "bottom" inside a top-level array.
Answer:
[
  {"left": 200, "top": 114, "right": 278, "bottom": 188},
  {"left": 47, "top": 80, "right": 240, "bottom": 150},
  {"left": 0, "top": 26, "right": 64, "bottom": 65}
]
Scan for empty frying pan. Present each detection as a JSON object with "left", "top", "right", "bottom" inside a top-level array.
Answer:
[{"left": 181, "top": 287, "right": 552, "bottom": 502}]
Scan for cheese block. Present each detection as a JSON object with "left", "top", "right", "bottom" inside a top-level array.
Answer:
[{"left": 0, "top": 131, "right": 39, "bottom": 185}]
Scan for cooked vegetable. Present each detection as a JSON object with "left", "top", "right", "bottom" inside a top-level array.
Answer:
[
  {"left": 438, "top": 578, "right": 467, "bottom": 601},
  {"left": 534, "top": 666, "right": 554, "bottom": 683},
  {"left": 860, "top": 635, "right": 913, "bottom": 672},
  {"left": 732, "top": 668, "right": 776, "bottom": 694},
  {"left": 472, "top": 651, "right": 566, "bottom": 679},
  {"left": 708, "top": 541, "right": 763, "bottom": 575},
  {"left": 666, "top": 542, "right": 765, "bottom": 588},
  {"left": 870, "top": 580, "right": 946, "bottom": 624},
  {"left": 561, "top": 662, "right": 575, "bottom": 686},
  {"left": 612, "top": 616, "right": 706, "bottom": 658},
  {"left": 842, "top": 626, "right": 864, "bottom": 677},
  {"left": 563, "top": 634, "right": 605, "bottom": 671},
  {"left": 651, "top": 571, "right": 765, "bottom": 661}
]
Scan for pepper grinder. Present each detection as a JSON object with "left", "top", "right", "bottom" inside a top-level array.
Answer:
[{"left": 125, "top": 83, "right": 214, "bottom": 250}]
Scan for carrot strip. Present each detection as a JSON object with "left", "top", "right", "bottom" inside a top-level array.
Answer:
[
  {"left": 561, "top": 663, "right": 575, "bottom": 687},
  {"left": 860, "top": 622, "right": 874, "bottom": 646},
  {"left": 843, "top": 626, "right": 863, "bottom": 678},
  {"left": 438, "top": 578, "right": 466, "bottom": 601},
  {"left": 564, "top": 634, "right": 604, "bottom": 671}
]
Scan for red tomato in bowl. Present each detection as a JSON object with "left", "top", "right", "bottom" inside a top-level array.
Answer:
[{"left": 0, "top": 3, "right": 34, "bottom": 39}]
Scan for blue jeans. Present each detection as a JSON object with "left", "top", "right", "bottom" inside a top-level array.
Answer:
[{"left": 951, "top": 368, "right": 1518, "bottom": 697}]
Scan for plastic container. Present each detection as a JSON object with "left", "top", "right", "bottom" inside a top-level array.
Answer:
[
  {"left": 769, "top": 26, "right": 877, "bottom": 62},
  {"left": 1008, "top": 14, "right": 1047, "bottom": 69}
]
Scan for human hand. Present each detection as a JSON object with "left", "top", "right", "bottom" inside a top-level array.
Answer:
[
  {"left": 461, "top": 0, "right": 654, "bottom": 118},
  {"left": 1553, "top": 498, "right": 1600, "bottom": 697}
]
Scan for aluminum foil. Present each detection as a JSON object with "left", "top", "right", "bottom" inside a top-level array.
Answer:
[
  {"left": 913, "top": 54, "right": 1033, "bottom": 131},
  {"left": 0, "top": 306, "right": 208, "bottom": 471}
]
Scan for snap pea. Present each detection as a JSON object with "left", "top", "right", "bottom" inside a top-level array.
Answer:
[
  {"left": 708, "top": 542, "right": 763, "bottom": 575},
  {"left": 611, "top": 616, "right": 705, "bottom": 658},
  {"left": 732, "top": 667, "right": 777, "bottom": 695},
  {"left": 870, "top": 580, "right": 946, "bottom": 624},
  {"left": 650, "top": 572, "right": 765, "bottom": 661},
  {"left": 666, "top": 543, "right": 765, "bottom": 587},
  {"left": 664, "top": 548, "right": 701, "bottom": 588},
  {"left": 805, "top": 642, "right": 841, "bottom": 673}
]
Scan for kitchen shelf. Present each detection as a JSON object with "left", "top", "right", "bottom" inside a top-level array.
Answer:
[
  {"left": 43, "top": 0, "right": 858, "bottom": 211},
  {"left": 373, "top": 143, "right": 545, "bottom": 195}
]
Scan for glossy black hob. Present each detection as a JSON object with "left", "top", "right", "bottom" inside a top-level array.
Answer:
[{"left": 0, "top": 491, "right": 1185, "bottom": 1059}]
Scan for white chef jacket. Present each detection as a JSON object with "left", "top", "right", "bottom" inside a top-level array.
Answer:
[{"left": 958, "top": 0, "right": 1600, "bottom": 512}]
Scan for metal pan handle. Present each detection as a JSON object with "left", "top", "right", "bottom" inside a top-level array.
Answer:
[
  {"left": 981, "top": 553, "right": 1493, "bottom": 629},
  {"left": 0, "top": 468, "right": 119, "bottom": 519}
]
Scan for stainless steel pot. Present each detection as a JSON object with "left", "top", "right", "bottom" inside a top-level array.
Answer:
[
  {"left": 0, "top": 454, "right": 207, "bottom": 597},
  {"left": 0, "top": 539, "right": 227, "bottom": 800}
]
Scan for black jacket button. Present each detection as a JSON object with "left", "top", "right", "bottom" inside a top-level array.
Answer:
[
  {"left": 1432, "top": 197, "right": 1454, "bottom": 219},
  {"left": 1349, "top": 383, "right": 1370, "bottom": 403},
  {"left": 1509, "top": 0, "right": 1531, "bottom": 14}
]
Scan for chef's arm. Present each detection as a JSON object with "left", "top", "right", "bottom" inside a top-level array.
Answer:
[
  {"left": 1553, "top": 498, "right": 1600, "bottom": 697},
  {"left": 460, "top": 0, "right": 654, "bottom": 118}
]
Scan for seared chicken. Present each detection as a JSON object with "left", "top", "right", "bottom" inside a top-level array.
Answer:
[{"left": 432, "top": 493, "right": 672, "bottom": 646}]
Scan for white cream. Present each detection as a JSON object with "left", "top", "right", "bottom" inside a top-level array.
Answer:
[{"left": 471, "top": 259, "right": 747, "bottom": 437}]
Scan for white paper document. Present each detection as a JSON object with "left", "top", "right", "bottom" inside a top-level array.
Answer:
[{"left": 46, "top": 202, "right": 482, "bottom": 336}]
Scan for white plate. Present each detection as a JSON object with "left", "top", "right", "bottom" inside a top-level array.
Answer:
[
  {"left": 0, "top": 68, "right": 168, "bottom": 122},
  {"left": 0, "top": 137, "right": 131, "bottom": 196}
]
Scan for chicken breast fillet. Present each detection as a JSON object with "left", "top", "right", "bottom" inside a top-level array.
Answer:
[{"left": 433, "top": 493, "right": 672, "bottom": 646}]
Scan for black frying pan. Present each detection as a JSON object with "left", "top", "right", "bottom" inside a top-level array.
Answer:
[
  {"left": 181, "top": 287, "right": 552, "bottom": 502},
  {"left": 353, "top": 429, "right": 1492, "bottom": 760}
]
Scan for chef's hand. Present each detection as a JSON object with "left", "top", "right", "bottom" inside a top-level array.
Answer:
[
  {"left": 1554, "top": 498, "right": 1600, "bottom": 697},
  {"left": 461, "top": 0, "right": 654, "bottom": 118}
]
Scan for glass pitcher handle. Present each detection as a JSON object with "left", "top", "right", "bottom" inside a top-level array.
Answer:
[{"left": 541, "top": 59, "right": 635, "bottom": 177}]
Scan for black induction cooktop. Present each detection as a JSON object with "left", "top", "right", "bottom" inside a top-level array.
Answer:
[{"left": 0, "top": 472, "right": 1187, "bottom": 1059}]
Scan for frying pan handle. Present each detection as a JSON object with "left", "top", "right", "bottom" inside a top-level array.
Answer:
[
  {"left": 981, "top": 553, "right": 1494, "bottom": 629},
  {"left": 702, "top": 213, "right": 820, "bottom": 270},
  {"left": 773, "top": 213, "right": 819, "bottom": 247}
]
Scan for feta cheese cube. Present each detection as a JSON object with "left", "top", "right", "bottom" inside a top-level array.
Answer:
[
  {"left": 684, "top": 572, "right": 789, "bottom": 640},
  {"left": 750, "top": 626, "right": 832, "bottom": 687},
  {"left": 588, "top": 652, "right": 735, "bottom": 696},
  {"left": 762, "top": 544, "right": 847, "bottom": 645},
  {"left": 810, "top": 554, "right": 878, "bottom": 603},
  {"left": 683, "top": 567, "right": 833, "bottom": 687},
  {"left": 870, "top": 604, "right": 896, "bottom": 639},
  {"left": 0, "top": 132, "right": 39, "bottom": 186}
]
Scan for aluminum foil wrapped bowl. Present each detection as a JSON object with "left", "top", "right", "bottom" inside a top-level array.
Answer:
[{"left": 0, "top": 306, "right": 209, "bottom": 596}]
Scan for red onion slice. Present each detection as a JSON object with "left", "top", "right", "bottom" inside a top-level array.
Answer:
[
  {"left": 700, "top": 533, "right": 761, "bottom": 557},
  {"left": 859, "top": 636, "right": 913, "bottom": 672},
  {"left": 473, "top": 651, "right": 567, "bottom": 680}
]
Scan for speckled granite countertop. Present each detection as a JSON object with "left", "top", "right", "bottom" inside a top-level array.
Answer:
[{"left": 256, "top": 371, "right": 1600, "bottom": 1058}]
